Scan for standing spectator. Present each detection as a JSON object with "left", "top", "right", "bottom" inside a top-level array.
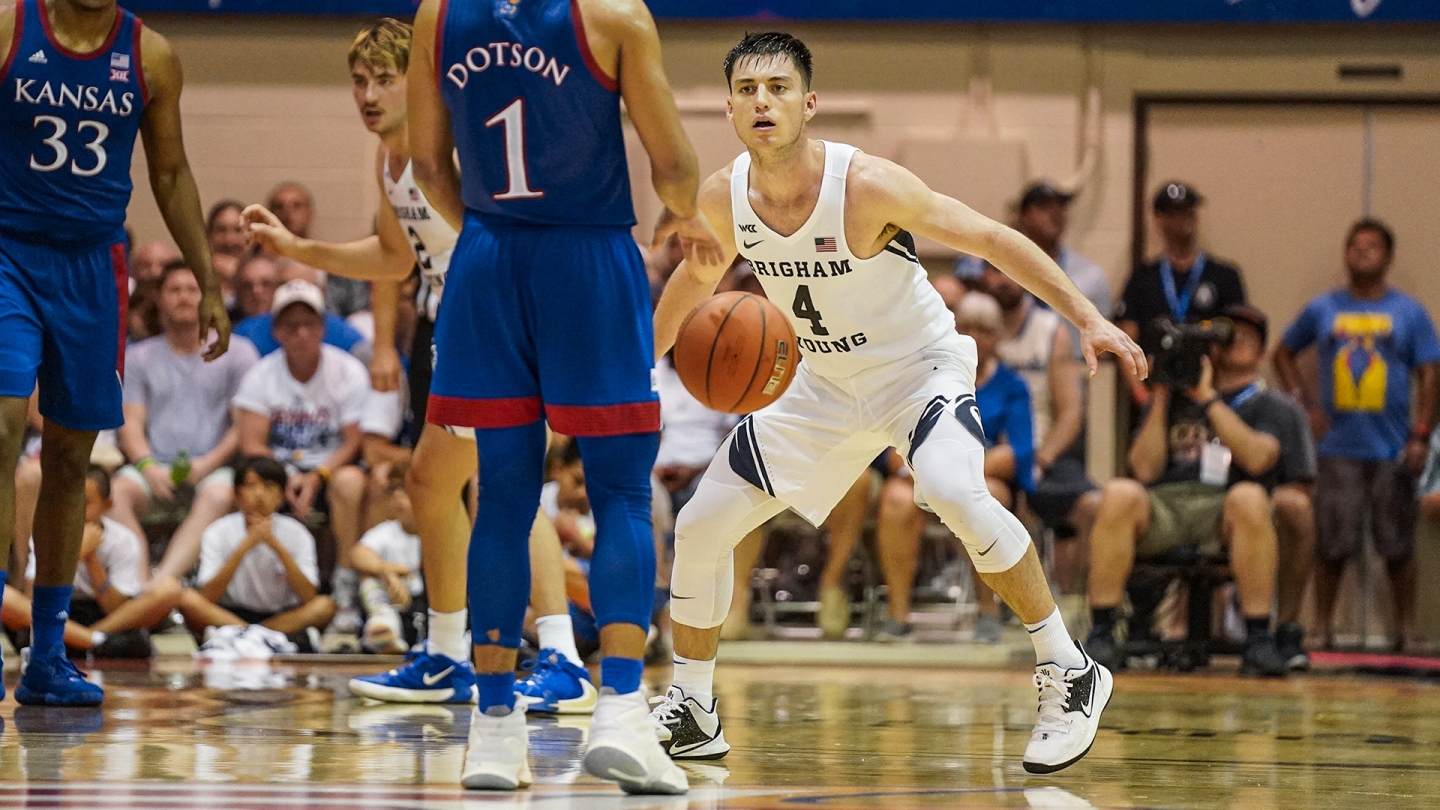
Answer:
[
  {"left": 353, "top": 463, "right": 424, "bottom": 654},
  {"left": 112, "top": 262, "right": 261, "bottom": 581},
  {"left": 1087, "top": 305, "right": 1297, "bottom": 677},
  {"left": 873, "top": 294, "right": 1033, "bottom": 642},
  {"left": 231, "top": 253, "right": 281, "bottom": 324},
  {"left": 233, "top": 281, "right": 370, "bottom": 569},
  {"left": 207, "top": 200, "right": 247, "bottom": 311},
  {"left": 1274, "top": 218, "right": 1440, "bottom": 653},
  {"left": 177, "top": 457, "right": 336, "bottom": 639},
  {"left": 232, "top": 261, "right": 371, "bottom": 362},
  {"left": 1117, "top": 183, "right": 1246, "bottom": 360},
  {"left": 5, "top": 466, "right": 183, "bottom": 658},
  {"left": 129, "top": 240, "right": 182, "bottom": 286}
]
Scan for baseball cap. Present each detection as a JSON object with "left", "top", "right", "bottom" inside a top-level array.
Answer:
[
  {"left": 271, "top": 279, "right": 326, "bottom": 318},
  {"left": 1222, "top": 303, "right": 1267, "bottom": 344},
  {"left": 1153, "top": 182, "right": 1203, "bottom": 212},
  {"left": 1018, "top": 181, "right": 1075, "bottom": 211}
]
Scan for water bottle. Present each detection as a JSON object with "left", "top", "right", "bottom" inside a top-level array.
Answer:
[{"left": 171, "top": 449, "right": 191, "bottom": 488}]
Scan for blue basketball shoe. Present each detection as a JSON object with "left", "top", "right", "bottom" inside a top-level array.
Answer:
[
  {"left": 15, "top": 644, "right": 104, "bottom": 707},
  {"left": 515, "top": 649, "right": 597, "bottom": 714},
  {"left": 349, "top": 647, "right": 477, "bottom": 704}
]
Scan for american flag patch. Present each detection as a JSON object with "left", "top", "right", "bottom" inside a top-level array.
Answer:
[
  {"left": 814, "top": 237, "right": 837, "bottom": 253},
  {"left": 111, "top": 52, "right": 130, "bottom": 69}
]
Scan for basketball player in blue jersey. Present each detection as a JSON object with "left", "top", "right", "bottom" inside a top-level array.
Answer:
[
  {"left": 0, "top": 0, "right": 229, "bottom": 706},
  {"left": 408, "top": 0, "right": 720, "bottom": 795},
  {"left": 651, "top": 33, "right": 1146, "bottom": 775},
  {"left": 245, "top": 19, "right": 598, "bottom": 714}
]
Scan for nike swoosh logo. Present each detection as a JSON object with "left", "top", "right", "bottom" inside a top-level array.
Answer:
[
  {"left": 743, "top": 240, "right": 764, "bottom": 249},
  {"left": 669, "top": 738, "right": 711, "bottom": 755},
  {"left": 1080, "top": 681, "right": 1095, "bottom": 716},
  {"left": 671, "top": 595, "right": 696, "bottom": 600},
  {"left": 978, "top": 539, "right": 998, "bottom": 556},
  {"left": 422, "top": 666, "right": 455, "bottom": 686}
]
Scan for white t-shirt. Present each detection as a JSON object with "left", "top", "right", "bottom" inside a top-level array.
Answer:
[
  {"left": 232, "top": 345, "right": 370, "bottom": 471},
  {"left": 361, "top": 386, "right": 407, "bottom": 442},
  {"left": 26, "top": 517, "right": 143, "bottom": 600},
  {"left": 358, "top": 520, "right": 423, "bottom": 597},
  {"left": 656, "top": 356, "right": 738, "bottom": 468},
  {"left": 197, "top": 512, "right": 320, "bottom": 612}
]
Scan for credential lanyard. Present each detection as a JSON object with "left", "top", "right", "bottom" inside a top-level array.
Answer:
[
  {"left": 1226, "top": 382, "right": 1262, "bottom": 411},
  {"left": 1160, "top": 252, "right": 1207, "bottom": 320}
]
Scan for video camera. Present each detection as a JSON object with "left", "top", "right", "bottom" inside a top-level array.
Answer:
[{"left": 1151, "top": 316, "right": 1234, "bottom": 389}]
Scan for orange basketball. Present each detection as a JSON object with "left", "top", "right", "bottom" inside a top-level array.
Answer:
[{"left": 673, "top": 291, "right": 798, "bottom": 414}]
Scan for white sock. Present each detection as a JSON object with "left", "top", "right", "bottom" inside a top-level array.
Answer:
[
  {"left": 90, "top": 630, "right": 107, "bottom": 648},
  {"left": 535, "top": 613, "right": 583, "bottom": 667},
  {"left": 426, "top": 609, "right": 469, "bottom": 663},
  {"left": 671, "top": 655, "right": 715, "bottom": 703},
  {"left": 1025, "top": 607, "right": 1086, "bottom": 670}
]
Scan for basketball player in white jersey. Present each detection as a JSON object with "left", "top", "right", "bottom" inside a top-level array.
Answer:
[
  {"left": 650, "top": 33, "right": 1147, "bottom": 774},
  {"left": 244, "top": 20, "right": 596, "bottom": 713}
]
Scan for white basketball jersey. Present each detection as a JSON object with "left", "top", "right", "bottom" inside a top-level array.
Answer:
[
  {"left": 730, "top": 142, "right": 953, "bottom": 380},
  {"left": 384, "top": 153, "right": 458, "bottom": 321},
  {"left": 996, "top": 303, "right": 1061, "bottom": 446}
]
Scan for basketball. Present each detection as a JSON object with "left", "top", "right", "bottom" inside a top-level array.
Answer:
[{"left": 674, "top": 291, "right": 798, "bottom": 414}]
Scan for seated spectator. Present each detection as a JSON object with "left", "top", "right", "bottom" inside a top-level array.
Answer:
[
  {"left": 111, "top": 261, "right": 261, "bottom": 581},
  {"left": 353, "top": 463, "right": 423, "bottom": 654},
  {"left": 232, "top": 260, "right": 372, "bottom": 362},
  {"left": 127, "top": 278, "right": 163, "bottom": 343},
  {"left": 207, "top": 200, "right": 247, "bottom": 309},
  {"left": 360, "top": 365, "right": 412, "bottom": 530},
  {"left": 233, "top": 280, "right": 369, "bottom": 572},
  {"left": 873, "top": 293, "right": 1033, "bottom": 643},
  {"left": 1086, "top": 304, "right": 1303, "bottom": 678},
  {"left": 1274, "top": 219, "right": 1438, "bottom": 653},
  {"left": 177, "top": 456, "right": 336, "bottom": 639},
  {"left": 129, "top": 240, "right": 182, "bottom": 286},
  {"left": 655, "top": 353, "right": 739, "bottom": 515},
  {"left": 231, "top": 253, "right": 280, "bottom": 324},
  {"left": 2, "top": 466, "right": 182, "bottom": 658}
]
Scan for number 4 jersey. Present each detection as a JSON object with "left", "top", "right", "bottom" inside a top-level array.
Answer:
[
  {"left": 437, "top": 0, "right": 633, "bottom": 228},
  {"left": 0, "top": 0, "right": 147, "bottom": 247},
  {"left": 730, "top": 141, "right": 953, "bottom": 380}
]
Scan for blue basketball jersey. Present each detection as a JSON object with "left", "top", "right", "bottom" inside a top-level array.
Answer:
[
  {"left": 0, "top": 0, "right": 147, "bottom": 247},
  {"left": 437, "top": 0, "right": 634, "bottom": 228}
]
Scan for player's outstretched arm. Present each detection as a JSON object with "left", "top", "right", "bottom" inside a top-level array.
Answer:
[
  {"left": 653, "top": 169, "right": 738, "bottom": 359},
  {"left": 589, "top": 0, "right": 722, "bottom": 265},
  {"left": 243, "top": 151, "right": 414, "bottom": 282},
  {"left": 408, "top": 0, "right": 464, "bottom": 233},
  {"left": 862, "top": 156, "right": 1146, "bottom": 380},
  {"left": 139, "top": 27, "right": 230, "bottom": 361}
]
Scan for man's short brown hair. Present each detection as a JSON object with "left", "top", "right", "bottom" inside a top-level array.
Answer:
[{"left": 349, "top": 18, "right": 413, "bottom": 75}]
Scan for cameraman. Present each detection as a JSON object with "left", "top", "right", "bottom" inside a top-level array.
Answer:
[{"left": 1085, "top": 305, "right": 1310, "bottom": 678}]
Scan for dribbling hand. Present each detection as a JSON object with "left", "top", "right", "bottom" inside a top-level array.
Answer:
[
  {"left": 1079, "top": 317, "right": 1148, "bottom": 381},
  {"left": 653, "top": 207, "right": 725, "bottom": 267},
  {"left": 241, "top": 204, "right": 299, "bottom": 257}
]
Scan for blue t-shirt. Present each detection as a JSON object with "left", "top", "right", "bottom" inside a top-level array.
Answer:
[
  {"left": 233, "top": 312, "right": 368, "bottom": 358},
  {"left": 975, "top": 362, "right": 1035, "bottom": 493},
  {"left": 1281, "top": 288, "right": 1440, "bottom": 461}
]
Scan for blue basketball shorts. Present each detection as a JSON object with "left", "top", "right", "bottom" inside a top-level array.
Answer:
[
  {"left": 428, "top": 214, "right": 659, "bottom": 437},
  {"left": 0, "top": 232, "right": 127, "bottom": 431}
]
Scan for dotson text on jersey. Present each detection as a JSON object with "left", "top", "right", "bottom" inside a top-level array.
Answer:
[{"left": 443, "top": 40, "right": 573, "bottom": 89}]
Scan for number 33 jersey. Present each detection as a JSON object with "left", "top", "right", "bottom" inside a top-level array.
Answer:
[
  {"left": 730, "top": 141, "right": 954, "bottom": 380},
  {"left": 0, "top": 0, "right": 147, "bottom": 247}
]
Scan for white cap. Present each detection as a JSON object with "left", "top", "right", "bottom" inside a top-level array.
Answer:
[{"left": 271, "top": 279, "right": 326, "bottom": 317}]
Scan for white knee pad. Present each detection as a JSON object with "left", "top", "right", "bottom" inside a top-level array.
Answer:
[
  {"left": 909, "top": 421, "right": 1031, "bottom": 575},
  {"left": 670, "top": 459, "right": 785, "bottom": 629}
]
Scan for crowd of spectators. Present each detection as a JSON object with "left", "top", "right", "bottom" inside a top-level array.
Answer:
[{"left": 5, "top": 174, "right": 1438, "bottom": 676}]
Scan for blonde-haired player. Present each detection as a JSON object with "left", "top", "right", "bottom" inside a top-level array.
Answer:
[
  {"left": 649, "top": 32, "right": 1146, "bottom": 774},
  {"left": 245, "top": 19, "right": 595, "bottom": 713}
]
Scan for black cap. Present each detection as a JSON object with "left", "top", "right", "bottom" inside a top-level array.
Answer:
[
  {"left": 1222, "top": 303, "right": 1267, "bottom": 344},
  {"left": 1018, "top": 181, "right": 1075, "bottom": 211},
  {"left": 1152, "top": 182, "right": 1204, "bottom": 212}
]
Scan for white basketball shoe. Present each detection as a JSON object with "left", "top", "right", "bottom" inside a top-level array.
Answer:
[
  {"left": 1022, "top": 644, "right": 1113, "bottom": 774},
  {"left": 583, "top": 690, "right": 689, "bottom": 794},
  {"left": 461, "top": 706, "right": 533, "bottom": 790},
  {"left": 648, "top": 686, "right": 729, "bottom": 760}
]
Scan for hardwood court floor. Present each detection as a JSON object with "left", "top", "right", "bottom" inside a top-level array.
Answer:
[{"left": 0, "top": 656, "right": 1438, "bottom": 808}]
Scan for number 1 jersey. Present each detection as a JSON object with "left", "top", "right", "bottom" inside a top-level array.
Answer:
[
  {"left": 437, "top": 0, "right": 634, "bottom": 229},
  {"left": 0, "top": 0, "right": 147, "bottom": 247}
]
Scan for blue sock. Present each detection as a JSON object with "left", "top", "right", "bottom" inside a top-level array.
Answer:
[
  {"left": 476, "top": 672, "right": 517, "bottom": 714},
  {"left": 601, "top": 656, "right": 644, "bottom": 695},
  {"left": 32, "top": 584, "right": 73, "bottom": 652}
]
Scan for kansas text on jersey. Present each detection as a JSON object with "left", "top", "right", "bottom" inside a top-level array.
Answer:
[{"left": 0, "top": 0, "right": 148, "bottom": 246}]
